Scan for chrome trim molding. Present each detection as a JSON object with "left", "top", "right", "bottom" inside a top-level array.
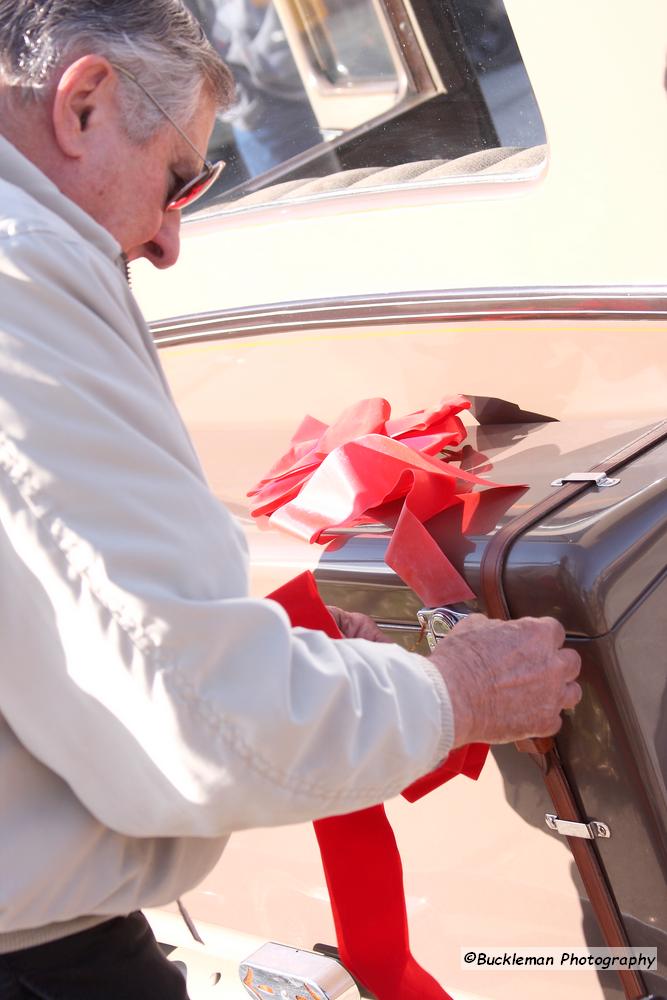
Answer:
[
  {"left": 151, "top": 286, "right": 667, "bottom": 348},
  {"left": 376, "top": 621, "right": 421, "bottom": 633}
]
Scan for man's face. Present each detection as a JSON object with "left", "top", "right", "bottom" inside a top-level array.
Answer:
[
  {"left": 49, "top": 57, "right": 218, "bottom": 269},
  {"left": 96, "top": 91, "right": 218, "bottom": 269}
]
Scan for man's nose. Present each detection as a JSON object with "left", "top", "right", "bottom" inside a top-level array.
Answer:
[{"left": 128, "top": 210, "right": 182, "bottom": 270}]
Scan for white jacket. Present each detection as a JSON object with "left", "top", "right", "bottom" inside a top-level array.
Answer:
[{"left": 0, "top": 136, "right": 454, "bottom": 948}]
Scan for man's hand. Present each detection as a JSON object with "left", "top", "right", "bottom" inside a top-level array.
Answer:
[
  {"left": 427, "top": 615, "right": 582, "bottom": 747},
  {"left": 327, "top": 606, "right": 391, "bottom": 643}
]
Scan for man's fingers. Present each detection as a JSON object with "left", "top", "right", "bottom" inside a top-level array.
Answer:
[
  {"left": 533, "top": 615, "right": 566, "bottom": 648},
  {"left": 535, "top": 714, "right": 564, "bottom": 738},
  {"left": 327, "top": 606, "right": 344, "bottom": 626},
  {"left": 556, "top": 647, "right": 582, "bottom": 680},
  {"left": 326, "top": 606, "right": 391, "bottom": 642},
  {"left": 431, "top": 611, "right": 587, "bottom": 746},
  {"left": 562, "top": 681, "right": 583, "bottom": 710}
]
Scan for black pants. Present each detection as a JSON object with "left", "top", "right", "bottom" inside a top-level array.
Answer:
[{"left": 0, "top": 912, "right": 189, "bottom": 999}]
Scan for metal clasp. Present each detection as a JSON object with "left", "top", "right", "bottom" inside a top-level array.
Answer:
[
  {"left": 545, "top": 814, "right": 611, "bottom": 839},
  {"left": 417, "top": 607, "right": 469, "bottom": 651},
  {"left": 550, "top": 472, "right": 620, "bottom": 488}
]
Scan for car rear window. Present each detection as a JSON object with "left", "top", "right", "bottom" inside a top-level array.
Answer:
[{"left": 184, "top": 0, "right": 546, "bottom": 213}]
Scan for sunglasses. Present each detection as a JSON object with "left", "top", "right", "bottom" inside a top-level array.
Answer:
[{"left": 111, "top": 63, "right": 225, "bottom": 212}]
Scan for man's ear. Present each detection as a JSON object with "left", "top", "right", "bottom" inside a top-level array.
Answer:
[{"left": 52, "top": 55, "right": 117, "bottom": 159}]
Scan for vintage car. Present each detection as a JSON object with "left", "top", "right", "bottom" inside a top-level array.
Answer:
[{"left": 132, "top": 0, "right": 667, "bottom": 997}]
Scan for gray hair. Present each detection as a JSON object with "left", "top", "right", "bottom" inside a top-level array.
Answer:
[{"left": 0, "top": 1, "right": 234, "bottom": 141}]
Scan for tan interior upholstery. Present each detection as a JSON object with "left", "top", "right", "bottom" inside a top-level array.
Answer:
[{"left": 231, "top": 144, "right": 547, "bottom": 209}]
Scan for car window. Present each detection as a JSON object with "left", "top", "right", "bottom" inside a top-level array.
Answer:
[{"left": 185, "top": 0, "right": 546, "bottom": 212}]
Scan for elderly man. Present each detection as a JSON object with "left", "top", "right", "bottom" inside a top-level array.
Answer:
[{"left": 0, "top": 1, "right": 581, "bottom": 997}]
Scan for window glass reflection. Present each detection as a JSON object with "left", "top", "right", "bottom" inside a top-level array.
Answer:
[
  {"left": 286, "top": 0, "right": 396, "bottom": 84},
  {"left": 184, "top": 0, "right": 546, "bottom": 211},
  {"left": 186, "top": 0, "right": 324, "bottom": 181}
]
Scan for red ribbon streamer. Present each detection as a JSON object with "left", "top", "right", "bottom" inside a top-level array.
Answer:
[{"left": 268, "top": 572, "right": 489, "bottom": 1000}]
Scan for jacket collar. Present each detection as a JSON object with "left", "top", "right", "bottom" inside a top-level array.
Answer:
[{"left": 0, "top": 134, "right": 122, "bottom": 264}]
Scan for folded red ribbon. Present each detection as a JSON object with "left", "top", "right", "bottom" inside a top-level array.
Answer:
[
  {"left": 269, "top": 571, "right": 489, "bottom": 1000},
  {"left": 250, "top": 396, "right": 519, "bottom": 605}
]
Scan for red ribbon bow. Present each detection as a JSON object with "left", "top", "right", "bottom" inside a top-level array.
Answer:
[{"left": 250, "top": 395, "right": 519, "bottom": 605}]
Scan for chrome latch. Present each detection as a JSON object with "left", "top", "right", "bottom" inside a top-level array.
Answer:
[
  {"left": 545, "top": 814, "right": 611, "bottom": 839},
  {"left": 550, "top": 472, "right": 620, "bottom": 488},
  {"left": 240, "top": 942, "right": 359, "bottom": 1000},
  {"left": 417, "top": 607, "right": 469, "bottom": 651}
]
